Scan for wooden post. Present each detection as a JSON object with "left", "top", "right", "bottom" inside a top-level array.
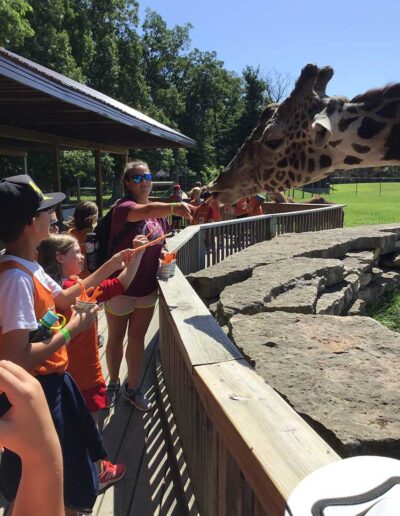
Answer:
[
  {"left": 51, "top": 145, "right": 62, "bottom": 221},
  {"left": 77, "top": 177, "right": 81, "bottom": 202},
  {"left": 94, "top": 150, "right": 103, "bottom": 217}
]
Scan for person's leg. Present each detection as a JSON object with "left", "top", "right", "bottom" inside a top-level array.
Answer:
[
  {"left": 125, "top": 306, "right": 155, "bottom": 390},
  {"left": 105, "top": 310, "right": 129, "bottom": 384}
]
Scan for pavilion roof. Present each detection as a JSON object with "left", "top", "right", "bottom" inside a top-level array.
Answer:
[{"left": 0, "top": 48, "right": 196, "bottom": 153}]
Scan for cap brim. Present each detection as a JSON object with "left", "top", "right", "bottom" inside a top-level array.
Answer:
[{"left": 39, "top": 192, "right": 66, "bottom": 210}]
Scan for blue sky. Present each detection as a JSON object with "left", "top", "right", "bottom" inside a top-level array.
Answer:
[{"left": 138, "top": 0, "right": 400, "bottom": 100}]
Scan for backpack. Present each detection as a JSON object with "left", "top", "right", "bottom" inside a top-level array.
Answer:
[{"left": 85, "top": 200, "right": 132, "bottom": 272}]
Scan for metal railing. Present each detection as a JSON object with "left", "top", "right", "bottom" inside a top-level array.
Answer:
[{"left": 158, "top": 204, "right": 343, "bottom": 515}]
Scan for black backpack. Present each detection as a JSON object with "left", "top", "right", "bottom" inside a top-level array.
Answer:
[{"left": 85, "top": 200, "right": 132, "bottom": 272}]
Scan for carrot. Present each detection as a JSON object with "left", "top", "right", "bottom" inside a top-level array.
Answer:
[
  {"left": 133, "top": 232, "right": 172, "bottom": 252},
  {"left": 70, "top": 275, "right": 88, "bottom": 301},
  {"left": 88, "top": 286, "right": 103, "bottom": 302},
  {"left": 145, "top": 226, "right": 158, "bottom": 240}
]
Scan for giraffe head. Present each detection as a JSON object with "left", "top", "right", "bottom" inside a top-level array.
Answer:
[{"left": 209, "top": 64, "right": 400, "bottom": 203}]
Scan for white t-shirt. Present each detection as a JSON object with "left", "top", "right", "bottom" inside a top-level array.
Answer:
[{"left": 0, "top": 255, "right": 62, "bottom": 334}]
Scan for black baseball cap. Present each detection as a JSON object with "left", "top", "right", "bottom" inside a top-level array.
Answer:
[{"left": 0, "top": 175, "right": 65, "bottom": 219}]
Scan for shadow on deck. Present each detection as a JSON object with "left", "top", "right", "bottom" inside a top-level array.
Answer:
[{"left": 0, "top": 306, "right": 197, "bottom": 516}]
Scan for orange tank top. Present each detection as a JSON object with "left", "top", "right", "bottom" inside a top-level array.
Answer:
[{"left": 0, "top": 260, "right": 68, "bottom": 376}]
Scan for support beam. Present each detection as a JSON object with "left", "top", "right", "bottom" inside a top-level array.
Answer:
[
  {"left": 51, "top": 145, "right": 62, "bottom": 221},
  {"left": 94, "top": 150, "right": 103, "bottom": 217}
]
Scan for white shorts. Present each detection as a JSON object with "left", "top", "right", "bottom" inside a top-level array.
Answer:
[{"left": 104, "top": 291, "right": 158, "bottom": 316}]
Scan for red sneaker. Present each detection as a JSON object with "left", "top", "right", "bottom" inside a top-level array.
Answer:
[{"left": 98, "top": 460, "right": 126, "bottom": 493}]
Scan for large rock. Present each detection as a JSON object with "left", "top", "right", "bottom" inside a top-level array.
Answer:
[
  {"left": 187, "top": 225, "right": 400, "bottom": 299},
  {"left": 316, "top": 274, "right": 360, "bottom": 315},
  {"left": 228, "top": 311, "right": 400, "bottom": 458},
  {"left": 217, "top": 257, "right": 344, "bottom": 324}
]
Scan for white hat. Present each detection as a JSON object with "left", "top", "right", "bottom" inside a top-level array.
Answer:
[{"left": 285, "top": 456, "right": 400, "bottom": 515}]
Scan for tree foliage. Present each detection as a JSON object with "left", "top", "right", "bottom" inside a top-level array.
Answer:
[{"left": 1, "top": 1, "right": 291, "bottom": 191}]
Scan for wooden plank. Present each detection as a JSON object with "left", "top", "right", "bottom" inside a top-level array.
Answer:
[
  {"left": 158, "top": 268, "right": 242, "bottom": 369},
  {"left": 93, "top": 307, "right": 160, "bottom": 515},
  {"left": 193, "top": 360, "right": 339, "bottom": 515}
]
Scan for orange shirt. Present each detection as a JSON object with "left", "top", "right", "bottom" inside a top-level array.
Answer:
[
  {"left": 248, "top": 198, "right": 264, "bottom": 216},
  {"left": 0, "top": 261, "right": 68, "bottom": 376},
  {"left": 64, "top": 307, "right": 103, "bottom": 391},
  {"left": 211, "top": 199, "right": 222, "bottom": 222},
  {"left": 69, "top": 227, "right": 90, "bottom": 278},
  {"left": 234, "top": 197, "right": 249, "bottom": 217},
  {"left": 192, "top": 202, "right": 215, "bottom": 225}
]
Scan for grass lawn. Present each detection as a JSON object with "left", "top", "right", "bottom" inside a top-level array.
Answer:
[{"left": 290, "top": 182, "right": 400, "bottom": 227}]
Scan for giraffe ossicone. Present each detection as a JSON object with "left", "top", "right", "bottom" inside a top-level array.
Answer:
[{"left": 208, "top": 64, "right": 400, "bottom": 204}]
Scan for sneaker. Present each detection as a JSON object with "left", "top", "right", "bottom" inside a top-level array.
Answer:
[
  {"left": 123, "top": 385, "right": 153, "bottom": 412},
  {"left": 105, "top": 380, "right": 120, "bottom": 408},
  {"left": 98, "top": 460, "right": 126, "bottom": 493}
]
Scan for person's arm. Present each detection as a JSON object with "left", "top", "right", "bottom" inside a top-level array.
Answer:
[
  {"left": 54, "top": 248, "right": 135, "bottom": 311},
  {"left": 0, "top": 360, "right": 64, "bottom": 516},
  {"left": 126, "top": 201, "right": 195, "bottom": 223},
  {"left": 115, "top": 235, "right": 147, "bottom": 290},
  {"left": 1, "top": 306, "right": 98, "bottom": 371}
]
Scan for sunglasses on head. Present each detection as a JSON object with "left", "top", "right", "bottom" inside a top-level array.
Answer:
[{"left": 128, "top": 173, "right": 153, "bottom": 184}]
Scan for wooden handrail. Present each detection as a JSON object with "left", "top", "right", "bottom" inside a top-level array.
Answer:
[{"left": 159, "top": 204, "right": 344, "bottom": 514}]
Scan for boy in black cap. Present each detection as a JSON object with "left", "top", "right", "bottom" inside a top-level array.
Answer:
[{"left": 0, "top": 175, "right": 129, "bottom": 514}]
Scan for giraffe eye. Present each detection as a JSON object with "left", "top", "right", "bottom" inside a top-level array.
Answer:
[{"left": 264, "top": 138, "right": 284, "bottom": 151}]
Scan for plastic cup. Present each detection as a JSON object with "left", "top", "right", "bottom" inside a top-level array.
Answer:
[
  {"left": 158, "top": 263, "right": 172, "bottom": 281},
  {"left": 169, "top": 260, "right": 177, "bottom": 277},
  {"left": 75, "top": 298, "right": 97, "bottom": 312}
]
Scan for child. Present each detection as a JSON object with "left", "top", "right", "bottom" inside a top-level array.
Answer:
[
  {"left": 38, "top": 232, "right": 147, "bottom": 492},
  {"left": 68, "top": 201, "right": 99, "bottom": 278},
  {"left": 168, "top": 184, "right": 183, "bottom": 232},
  {"left": 0, "top": 174, "right": 136, "bottom": 515},
  {"left": 191, "top": 192, "right": 216, "bottom": 225}
]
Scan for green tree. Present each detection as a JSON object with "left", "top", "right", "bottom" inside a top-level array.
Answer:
[{"left": 0, "top": 0, "right": 34, "bottom": 47}]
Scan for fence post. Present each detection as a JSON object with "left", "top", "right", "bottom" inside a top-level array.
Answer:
[
  {"left": 197, "top": 228, "right": 205, "bottom": 271},
  {"left": 267, "top": 217, "right": 277, "bottom": 240}
]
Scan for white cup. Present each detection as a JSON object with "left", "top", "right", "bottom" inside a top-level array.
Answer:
[
  {"left": 75, "top": 297, "right": 97, "bottom": 312},
  {"left": 169, "top": 260, "right": 177, "bottom": 277},
  {"left": 158, "top": 263, "right": 172, "bottom": 280}
]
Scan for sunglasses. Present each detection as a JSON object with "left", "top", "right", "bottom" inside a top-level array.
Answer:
[
  {"left": 128, "top": 173, "right": 153, "bottom": 184},
  {"left": 49, "top": 221, "right": 59, "bottom": 228}
]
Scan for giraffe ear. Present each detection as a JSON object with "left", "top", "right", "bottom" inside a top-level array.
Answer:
[{"left": 311, "top": 114, "right": 332, "bottom": 148}]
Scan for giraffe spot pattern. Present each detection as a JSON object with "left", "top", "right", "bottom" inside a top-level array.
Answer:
[
  {"left": 338, "top": 116, "right": 358, "bottom": 132},
  {"left": 352, "top": 143, "right": 370, "bottom": 154},
  {"left": 308, "top": 159, "right": 315, "bottom": 172},
  {"left": 288, "top": 172, "right": 295, "bottom": 181},
  {"left": 277, "top": 158, "right": 288, "bottom": 168},
  {"left": 346, "top": 106, "right": 358, "bottom": 114},
  {"left": 276, "top": 171, "right": 285, "bottom": 181},
  {"left": 264, "top": 139, "right": 284, "bottom": 150},
  {"left": 300, "top": 152, "right": 306, "bottom": 169},
  {"left": 319, "top": 155, "right": 332, "bottom": 168},
  {"left": 330, "top": 140, "right": 343, "bottom": 147},
  {"left": 344, "top": 155, "right": 363, "bottom": 165},
  {"left": 383, "top": 123, "right": 400, "bottom": 160},
  {"left": 357, "top": 117, "right": 386, "bottom": 139},
  {"left": 376, "top": 101, "right": 398, "bottom": 119}
]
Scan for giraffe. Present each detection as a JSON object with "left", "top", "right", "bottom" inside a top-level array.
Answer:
[{"left": 208, "top": 64, "right": 400, "bottom": 203}]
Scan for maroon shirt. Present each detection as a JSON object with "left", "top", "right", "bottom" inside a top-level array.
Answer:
[{"left": 109, "top": 198, "right": 168, "bottom": 297}]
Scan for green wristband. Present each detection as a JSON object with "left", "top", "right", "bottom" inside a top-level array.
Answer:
[{"left": 60, "top": 327, "right": 71, "bottom": 345}]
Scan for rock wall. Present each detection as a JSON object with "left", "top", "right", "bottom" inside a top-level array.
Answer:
[{"left": 187, "top": 224, "right": 400, "bottom": 458}]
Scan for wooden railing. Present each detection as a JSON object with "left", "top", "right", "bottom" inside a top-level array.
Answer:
[
  {"left": 170, "top": 204, "right": 344, "bottom": 274},
  {"left": 158, "top": 205, "right": 343, "bottom": 515}
]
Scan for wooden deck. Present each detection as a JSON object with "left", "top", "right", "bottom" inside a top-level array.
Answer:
[
  {"left": 95, "top": 305, "right": 194, "bottom": 516},
  {"left": 0, "top": 305, "right": 196, "bottom": 516}
]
